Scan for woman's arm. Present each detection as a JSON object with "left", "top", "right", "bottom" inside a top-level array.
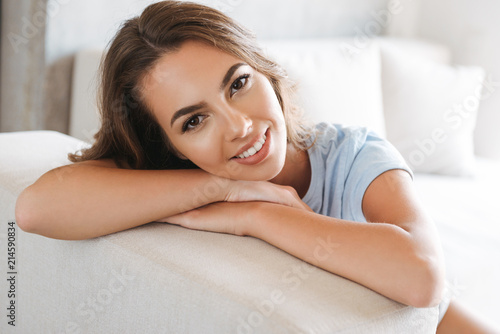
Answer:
[
  {"left": 15, "top": 159, "right": 227, "bottom": 240},
  {"left": 15, "top": 159, "right": 307, "bottom": 240},
  {"left": 167, "top": 170, "right": 446, "bottom": 308},
  {"left": 251, "top": 170, "right": 445, "bottom": 308}
]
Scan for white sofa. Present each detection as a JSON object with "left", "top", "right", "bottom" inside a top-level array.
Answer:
[{"left": 1, "top": 37, "right": 500, "bottom": 333}]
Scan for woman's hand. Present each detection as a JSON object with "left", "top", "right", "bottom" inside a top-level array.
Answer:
[
  {"left": 162, "top": 201, "right": 257, "bottom": 236},
  {"left": 155, "top": 179, "right": 311, "bottom": 236},
  {"left": 156, "top": 181, "right": 311, "bottom": 235},
  {"left": 225, "top": 180, "right": 312, "bottom": 212}
]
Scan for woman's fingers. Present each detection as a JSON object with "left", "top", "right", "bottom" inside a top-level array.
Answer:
[
  {"left": 162, "top": 202, "right": 254, "bottom": 236},
  {"left": 225, "top": 180, "right": 312, "bottom": 211}
]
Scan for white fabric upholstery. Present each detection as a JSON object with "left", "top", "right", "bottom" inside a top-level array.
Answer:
[{"left": 0, "top": 131, "right": 440, "bottom": 333}]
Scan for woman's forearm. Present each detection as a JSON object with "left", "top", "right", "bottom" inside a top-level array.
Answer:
[
  {"left": 15, "top": 164, "right": 228, "bottom": 240},
  {"left": 246, "top": 202, "right": 445, "bottom": 308}
]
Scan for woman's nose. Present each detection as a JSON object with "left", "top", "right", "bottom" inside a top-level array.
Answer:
[{"left": 222, "top": 108, "right": 253, "bottom": 141}]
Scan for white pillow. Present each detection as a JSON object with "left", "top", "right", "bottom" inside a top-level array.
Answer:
[
  {"left": 260, "top": 39, "right": 386, "bottom": 137},
  {"left": 69, "top": 49, "right": 102, "bottom": 143},
  {"left": 378, "top": 37, "right": 451, "bottom": 65},
  {"left": 381, "top": 42, "right": 485, "bottom": 176}
]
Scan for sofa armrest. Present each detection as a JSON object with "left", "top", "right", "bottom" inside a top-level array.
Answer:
[{"left": 0, "top": 131, "right": 439, "bottom": 333}]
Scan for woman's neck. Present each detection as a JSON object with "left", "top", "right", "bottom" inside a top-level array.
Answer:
[{"left": 270, "top": 143, "right": 311, "bottom": 199}]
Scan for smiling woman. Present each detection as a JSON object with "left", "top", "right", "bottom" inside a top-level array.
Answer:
[
  {"left": 14, "top": 1, "right": 497, "bottom": 333},
  {"left": 141, "top": 41, "right": 289, "bottom": 181}
]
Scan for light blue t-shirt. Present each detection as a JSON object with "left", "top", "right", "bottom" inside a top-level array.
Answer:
[{"left": 302, "top": 123, "right": 413, "bottom": 223}]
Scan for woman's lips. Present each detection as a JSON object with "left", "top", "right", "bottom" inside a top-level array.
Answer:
[
  {"left": 232, "top": 128, "right": 270, "bottom": 165},
  {"left": 233, "top": 129, "right": 266, "bottom": 157},
  {"left": 235, "top": 133, "right": 266, "bottom": 159}
]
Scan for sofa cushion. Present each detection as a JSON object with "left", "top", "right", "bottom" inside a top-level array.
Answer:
[
  {"left": 380, "top": 40, "right": 485, "bottom": 176},
  {"left": 261, "top": 38, "right": 386, "bottom": 137},
  {"left": 0, "top": 130, "right": 89, "bottom": 199}
]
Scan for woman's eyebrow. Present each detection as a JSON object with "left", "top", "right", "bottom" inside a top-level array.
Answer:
[
  {"left": 219, "top": 62, "right": 247, "bottom": 91},
  {"left": 170, "top": 62, "right": 248, "bottom": 127},
  {"left": 170, "top": 102, "right": 207, "bottom": 127}
]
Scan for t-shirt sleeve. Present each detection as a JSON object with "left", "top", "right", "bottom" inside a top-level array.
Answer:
[{"left": 342, "top": 130, "right": 413, "bottom": 222}]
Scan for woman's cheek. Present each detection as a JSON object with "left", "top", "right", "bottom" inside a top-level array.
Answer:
[
  {"left": 186, "top": 135, "right": 222, "bottom": 169},
  {"left": 250, "top": 77, "right": 284, "bottom": 121}
]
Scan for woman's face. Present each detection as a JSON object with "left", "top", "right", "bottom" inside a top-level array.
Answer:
[{"left": 141, "top": 40, "right": 288, "bottom": 181}]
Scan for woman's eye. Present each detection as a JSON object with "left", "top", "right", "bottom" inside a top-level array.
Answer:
[
  {"left": 182, "top": 114, "right": 205, "bottom": 132},
  {"left": 230, "top": 74, "right": 250, "bottom": 96}
]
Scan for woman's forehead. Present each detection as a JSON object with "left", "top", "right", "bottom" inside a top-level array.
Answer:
[
  {"left": 141, "top": 41, "right": 243, "bottom": 94},
  {"left": 139, "top": 40, "right": 248, "bottom": 124}
]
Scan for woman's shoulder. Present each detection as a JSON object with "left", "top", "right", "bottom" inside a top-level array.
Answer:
[{"left": 309, "top": 122, "right": 373, "bottom": 151}]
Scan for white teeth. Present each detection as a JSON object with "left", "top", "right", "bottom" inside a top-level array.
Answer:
[{"left": 237, "top": 134, "right": 267, "bottom": 159}]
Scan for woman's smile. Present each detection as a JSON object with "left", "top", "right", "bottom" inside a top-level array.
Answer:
[{"left": 232, "top": 128, "right": 270, "bottom": 165}]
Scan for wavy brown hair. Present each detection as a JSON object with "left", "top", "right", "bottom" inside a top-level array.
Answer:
[{"left": 69, "top": 0, "right": 311, "bottom": 170}]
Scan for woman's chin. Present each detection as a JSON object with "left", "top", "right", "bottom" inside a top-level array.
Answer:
[
  {"left": 229, "top": 170, "right": 282, "bottom": 182},
  {"left": 213, "top": 163, "right": 284, "bottom": 182}
]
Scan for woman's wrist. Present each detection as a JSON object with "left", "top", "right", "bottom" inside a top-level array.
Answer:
[
  {"left": 165, "top": 170, "right": 231, "bottom": 214},
  {"left": 239, "top": 201, "right": 266, "bottom": 237}
]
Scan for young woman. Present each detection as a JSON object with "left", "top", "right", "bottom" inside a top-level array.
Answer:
[{"left": 15, "top": 1, "right": 497, "bottom": 332}]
